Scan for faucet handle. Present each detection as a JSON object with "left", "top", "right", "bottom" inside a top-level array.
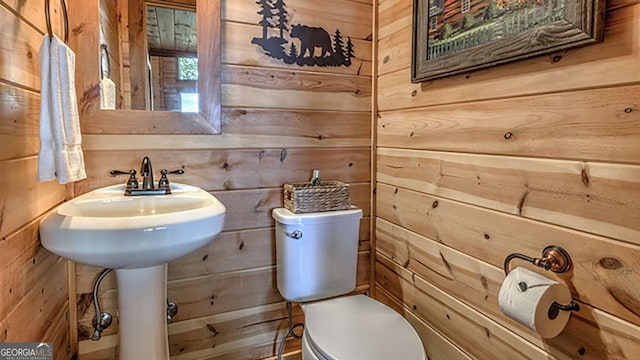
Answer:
[
  {"left": 158, "top": 169, "right": 185, "bottom": 190},
  {"left": 110, "top": 169, "right": 133, "bottom": 176},
  {"left": 110, "top": 169, "right": 138, "bottom": 189}
]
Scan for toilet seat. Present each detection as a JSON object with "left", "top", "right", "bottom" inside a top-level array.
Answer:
[{"left": 303, "top": 295, "right": 425, "bottom": 360}]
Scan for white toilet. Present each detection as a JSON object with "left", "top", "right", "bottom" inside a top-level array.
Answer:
[{"left": 273, "top": 207, "right": 426, "bottom": 360}]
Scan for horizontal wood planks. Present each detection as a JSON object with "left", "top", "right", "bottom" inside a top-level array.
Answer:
[
  {"left": 0, "top": 82, "right": 41, "bottom": 160},
  {"left": 0, "top": 4, "right": 44, "bottom": 91},
  {"left": 377, "top": 86, "right": 640, "bottom": 163},
  {"left": 222, "top": 65, "right": 371, "bottom": 111},
  {"left": 375, "top": 0, "right": 640, "bottom": 358},
  {"left": 0, "top": 157, "right": 66, "bottom": 238},
  {"left": 375, "top": 287, "right": 472, "bottom": 360},
  {"left": 224, "top": 0, "right": 372, "bottom": 40},
  {"left": 75, "top": 0, "right": 373, "bottom": 358},
  {"left": 77, "top": 148, "right": 370, "bottom": 194},
  {"left": 83, "top": 107, "right": 371, "bottom": 149},
  {"left": 0, "top": 1, "right": 69, "bottom": 355},
  {"left": 376, "top": 219, "right": 640, "bottom": 358},
  {"left": 378, "top": 4, "right": 640, "bottom": 108},
  {"left": 222, "top": 22, "right": 372, "bottom": 77},
  {"left": 377, "top": 149, "right": 640, "bottom": 245}
]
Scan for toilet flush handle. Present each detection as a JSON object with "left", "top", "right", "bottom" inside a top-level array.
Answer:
[{"left": 286, "top": 230, "right": 303, "bottom": 240}]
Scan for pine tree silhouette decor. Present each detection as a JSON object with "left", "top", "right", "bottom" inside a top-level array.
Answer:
[{"left": 250, "top": 1, "right": 355, "bottom": 67}]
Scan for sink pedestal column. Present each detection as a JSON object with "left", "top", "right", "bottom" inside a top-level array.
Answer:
[{"left": 115, "top": 264, "right": 169, "bottom": 360}]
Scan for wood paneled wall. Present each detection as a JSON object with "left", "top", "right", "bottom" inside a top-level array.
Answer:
[
  {"left": 74, "top": 0, "right": 372, "bottom": 359},
  {"left": 374, "top": 0, "right": 640, "bottom": 358},
  {"left": 0, "top": 0, "right": 71, "bottom": 358}
]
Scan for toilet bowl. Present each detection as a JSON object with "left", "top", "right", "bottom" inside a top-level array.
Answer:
[
  {"left": 273, "top": 207, "right": 425, "bottom": 360},
  {"left": 301, "top": 295, "right": 425, "bottom": 360}
]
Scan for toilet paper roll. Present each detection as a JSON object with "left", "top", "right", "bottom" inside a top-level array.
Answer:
[{"left": 498, "top": 267, "right": 573, "bottom": 338}]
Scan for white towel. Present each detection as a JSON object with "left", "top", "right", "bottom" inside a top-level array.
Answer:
[
  {"left": 38, "top": 35, "right": 87, "bottom": 184},
  {"left": 100, "top": 77, "right": 117, "bottom": 109}
]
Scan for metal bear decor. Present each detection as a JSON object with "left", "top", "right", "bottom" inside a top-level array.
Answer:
[{"left": 251, "top": 0, "right": 355, "bottom": 67}]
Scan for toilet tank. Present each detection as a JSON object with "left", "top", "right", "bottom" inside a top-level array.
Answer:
[{"left": 273, "top": 207, "right": 363, "bottom": 302}]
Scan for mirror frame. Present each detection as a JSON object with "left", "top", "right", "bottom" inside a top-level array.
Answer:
[{"left": 68, "top": 0, "right": 221, "bottom": 134}]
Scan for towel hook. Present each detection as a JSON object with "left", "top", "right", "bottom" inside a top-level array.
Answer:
[
  {"left": 44, "top": 0, "right": 69, "bottom": 44},
  {"left": 100, "top": 44, "right": 111, "bottom": 80},
  {"left": 503, "top": 245, "right": 572, "bottom": 275}
]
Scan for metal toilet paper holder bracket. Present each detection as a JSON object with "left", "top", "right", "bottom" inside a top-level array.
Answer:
[
  {"left": 548, "top": 301, "right": 580, "bottom": 320},
  {"left": 504, "top": 245, "right": 580, "bottom": 318},
  {"left": 503, "top": 245, "right": 572, "bottom": 275}
]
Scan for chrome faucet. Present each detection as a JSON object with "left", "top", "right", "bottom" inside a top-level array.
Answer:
[{"left": 140, "top": 156, "right": 154, "bottom": 190}]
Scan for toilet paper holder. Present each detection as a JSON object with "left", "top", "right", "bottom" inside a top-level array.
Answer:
[
  {"left": 504, "top": 245, "right": 580, "bottom": 318},
  {"left": 504, "top": 245, "right": 573, "bottom": 275}
]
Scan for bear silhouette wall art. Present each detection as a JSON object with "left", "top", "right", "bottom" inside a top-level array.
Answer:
[{"left": 251, "top": 0, "right": 355, "bottom": 67}]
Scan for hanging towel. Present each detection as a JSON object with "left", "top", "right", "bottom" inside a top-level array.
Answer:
[
  {"left": 100, "top": 77, "right": 117, "bottom": 109},
  {"left": 38, "top": 34, "right": 87, "bottom": 184}
]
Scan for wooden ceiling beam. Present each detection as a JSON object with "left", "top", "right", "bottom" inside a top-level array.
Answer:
[{"left": 145, "top": 0, "right": 196, "bottom": 11}]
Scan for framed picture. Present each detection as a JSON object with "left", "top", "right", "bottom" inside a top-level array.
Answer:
[{"left": 411, "top": 0, "right": 606, "bottom": 82}]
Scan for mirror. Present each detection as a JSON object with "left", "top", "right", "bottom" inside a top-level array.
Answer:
[
  {"left": 68, "top": 0, "right": 220, "bottom": 134},
  {"left": 145, "top": 5, "right": 197, "bottom": 112},
  {"left": 98, "top": 2, "right": 198, "bottom": 112}
]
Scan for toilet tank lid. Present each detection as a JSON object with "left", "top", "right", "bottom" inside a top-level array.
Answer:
[
  {"left": 304, "top": 295, "right": 425, "bottom": 360},
  {"left": 272, "top": 207, "right": 362, "bottom": 225}
]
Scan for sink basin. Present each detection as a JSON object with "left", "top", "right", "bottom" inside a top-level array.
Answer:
[
  {"left": 40, "top": 182, "right": 226, "bottom": 269},
  {"left": 40, "top": 182, "right": 225, "bottom": 360}
]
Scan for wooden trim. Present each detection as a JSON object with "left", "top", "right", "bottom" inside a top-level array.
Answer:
[
  {"left": 67, "top": 260, "right": 78, "bottom": 358},
  {"left": 128, "top": 0, "right": 150, "bottom": 110},
  {"left": 196, "top": 0, "right": 221, "bottom": 131},
  {"left": 369, "top": 0, "right": 380, "bottom": 298}
]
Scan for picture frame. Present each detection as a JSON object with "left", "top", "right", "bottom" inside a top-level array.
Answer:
[{"left": 411, "top": 0, "right": 606, "bottom": 82}]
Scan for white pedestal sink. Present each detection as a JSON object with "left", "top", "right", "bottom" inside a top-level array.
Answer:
[{"left": 39, "top": 183, "right": 225, "bottom": 360}]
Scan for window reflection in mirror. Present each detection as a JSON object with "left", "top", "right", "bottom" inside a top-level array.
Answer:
[{"left": 99, "top": 0, "right": 198, "bottom": 113}]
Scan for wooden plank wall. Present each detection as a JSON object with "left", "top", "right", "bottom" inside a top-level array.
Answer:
[
  {"left": 375, "top": 0, "right": 640, "bottom": 358},
  {"left": 75, "top": 0, "right": 373, "bottom": 359},
  {"left": 0, "top": 0, "right": 70, "bottom": 358}
]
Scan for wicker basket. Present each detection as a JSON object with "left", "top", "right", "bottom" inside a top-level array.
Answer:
[{"left": 283, "top": 181, "right": 351, "bottom": 213}]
